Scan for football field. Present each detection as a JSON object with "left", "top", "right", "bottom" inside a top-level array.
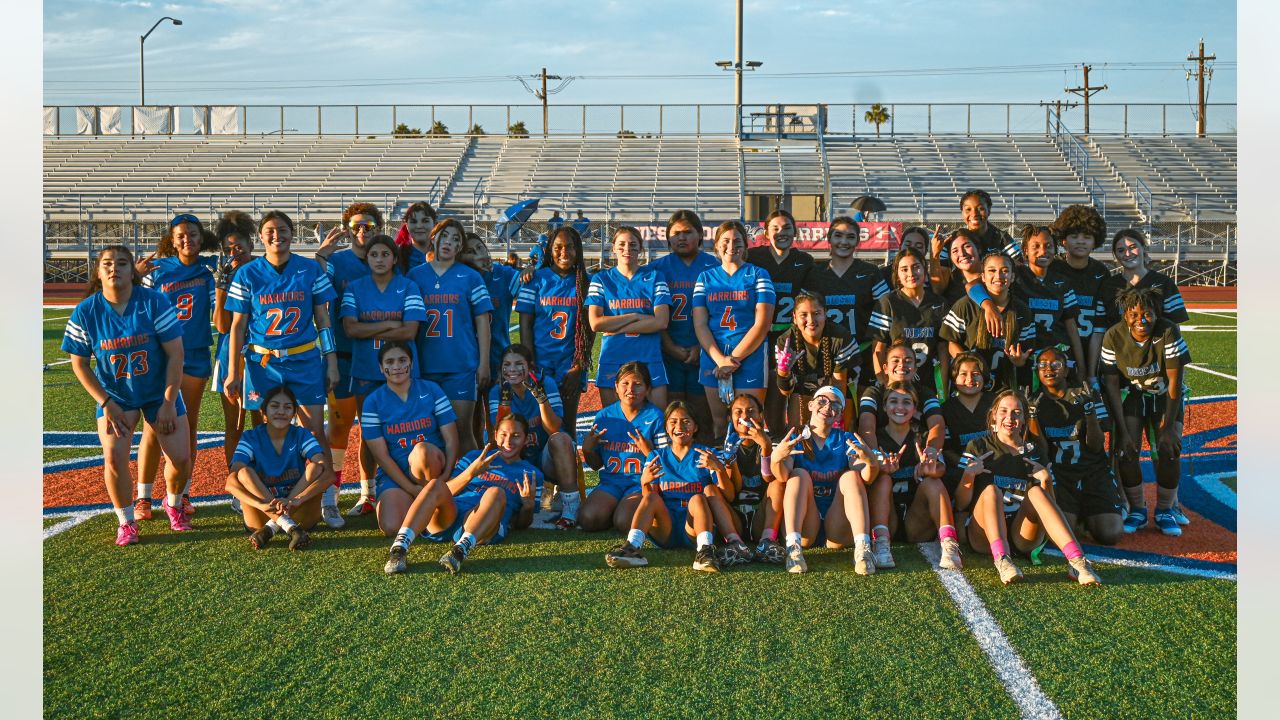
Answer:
[{"left": 42, "top": 305, "right": 1237, "bottom": 718}]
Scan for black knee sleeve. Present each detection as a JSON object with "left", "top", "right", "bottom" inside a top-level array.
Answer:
[{"left": 1155, "top": 454, "right": 1181, "bottom": 490}]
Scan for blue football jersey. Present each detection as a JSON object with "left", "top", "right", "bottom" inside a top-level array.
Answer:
[
  {"left": 339, "top": 274, "right": 428, "bottom": 383},
  {"left": 482, "top": 263, "right": 520, "bottom": 367},
  {"left": 62, "top": 287, "right": 183, "bottom": 408},
  {"left": 647, "top": 443, "right": 718, "bottom": 504},
  {"left": 792, "top": 429, "right": 858, "bottom": 498},
  {"left": 361, "top": 378, "right": 458, "bottom": 472},
  {"left": 591, "top": 402, "right": 669, "bottom": 488},
  {"left": 691, "top": 264, "right": 776, "bottom": 351},
  {"left": 325, "top": 249, "right": 372, "bottom": 353},
  {"left": 514, "top": 267, "right": 582, "bottom": 371},
  {"left": 487, "top": 373, "right": 564, "bottom": 447},
  {"left": 585, "top": 267, "right": 671, "bottom": 365},
  {"left": 451, "top": 450, "right": 544, "bottom": 510},
  {"left": 406, "top": 262, "right": 495, "bottom": 374},
  {"left": 225, "top": 255, "right": 336, "bottom": 349},
  {"left": 142, "top": 256, "right": 215, "bottom": 358},
  {"left": 643, "top": 251, "right": 719, "bottom": 349},
  {"left": 406, "top": 245, "right": 429, "bottom": 269},
  {"left": 231, "top": 424, "right": 323, "bottom": 488}
]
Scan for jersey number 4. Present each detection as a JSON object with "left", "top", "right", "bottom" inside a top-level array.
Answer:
[
  {"left": 719, "top": 306, "right": 738, "bottom": 331},
  {"left": 264, "top": 307, "right": 302, "bottom": 336},
  {"left": 108, "top": 351, "right": 148, "bottom": 378},
  {"left": 425, "top": 309, "right": 455, "bottom": 338}
]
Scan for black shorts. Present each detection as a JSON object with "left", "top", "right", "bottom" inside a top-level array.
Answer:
[
  {"left": 1121, "top": 389, "right": 1185, "bottom": 425},
  {"left": 1052, "top": 464, "right": 1124, "bottom": 519}
]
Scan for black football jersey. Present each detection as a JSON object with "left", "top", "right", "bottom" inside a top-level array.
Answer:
[
  {"left": 1099, "top": 319, "right": 1190, "bottom": 395},
  {"left": 961, "top": 433, "right": 1048, "bottom": 515},
  {"left": 746, "top": 246, "right": 815, "bottom": 334},
  {"left": 1013, "top": 264, "right": 1080, "bottom": 349},
  {"left": 801, "top": 259, "right": 890, "bottom": 346},
  {"left": 776, "top": 324, "right": 859, "bottom": 396},
  {"left": 1097, "top": 269, "right": 1189, "bottom": 329},
  {"left": 868, "top": 289, "right": 949, "bottom": 392},
  {"left": 939, "top": 296, "right": 1038, "bottom": 390},
  {"left": 1029, "top": 385, "right": 1109, "bottom": 469},
  {"left": 941, "top": 392, "right": 995, "bottom": 467},
  {"left": 719, "top": 429, "right": 766, "bottom": 508},
  {"left": 1047, "top": 257, "right": 1109, "bottom": 343},
  {"left": 876, "top": 423, "right": 923, "bottom": 496},
  {"left": 859, "top": 380, "right": 943, "bottom": 429},
  {"left": 939, "top": 225, "right": 1022, "bottom": 266}
]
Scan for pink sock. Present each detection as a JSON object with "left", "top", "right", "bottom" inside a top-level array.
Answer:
[
  {"left": 990, "top": 539, "right": 1007, "bottom": 560},
  {"left": 872, "top": 525, "right": 889, "bottom": 541},
  {"left": 761, "top": 528, "right": 778, "bottom": 542},
  {"left": 938, "top": 525, "right": 958, "bottom": 542},
  {"left": 1062, "top": 541, "right": 1084, "bottom": 561}
]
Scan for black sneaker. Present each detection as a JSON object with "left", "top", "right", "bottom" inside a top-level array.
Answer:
[
  {"left": 384, "top": 546, "right": 408, "bottom": 575},
  {"left": 249, "top": 525, "right": 274, "bottom": 550},
  {"left": 755, "top": 538, "right": 786, "bottom": 564},
  {"left": 605, "top": 542, "right": 648, "bottom": 568},
  {"left": 439, "top": 544, "right": 466, "bottom": 574},
  {"left": 717, "top": 539, "right": 754, "bottom": 567},
  {"left": 286, "top": 527, "right": 311, "bottom": 551},
  {"left": 693, "top": 545, "right": 721, "bottom": 573}
]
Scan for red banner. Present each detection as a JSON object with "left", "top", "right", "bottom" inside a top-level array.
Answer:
[{"left": 632, "top": 221, "right": 902, "bottom": 251}]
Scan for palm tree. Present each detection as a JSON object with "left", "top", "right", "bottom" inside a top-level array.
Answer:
[
  {"left": 507, "top": 121, "right": 529, "bottom": 138},
  {"left": 864, "top": 104, "right": 890, "bottom": 138},
  {"left": 467, "top": 123, "right": 485, "bottom": 136},
  {"left": 428, "top": 120, "right": 449, "bottom": 137}
]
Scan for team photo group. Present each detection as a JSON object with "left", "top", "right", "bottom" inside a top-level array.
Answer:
[{"left": 62, "top": 191, "right": 1193, "bottom": 583}]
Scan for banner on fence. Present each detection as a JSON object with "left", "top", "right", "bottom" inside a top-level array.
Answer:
[{"left": 629, "top": 221, "right": 902, "bottom": 251}]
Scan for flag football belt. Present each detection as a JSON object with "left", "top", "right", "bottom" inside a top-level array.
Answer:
[{"left": 250, "top": 341, "right": 317, "bottom": 366}]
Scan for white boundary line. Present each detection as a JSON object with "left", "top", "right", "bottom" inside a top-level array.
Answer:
[
  {"left": 1180, "top": 327, "right": 1236, "bottom": 333},
  {"left": 1186, "top": 364, "right": 1237, "bottom": 381},
  {"left": 917, "top": 542, "right": 1063, "bottom": 720},
  {"left": 1039, "top": 548, "right": 1236, "bottom": 582},
  {"left": 1188, "top": 309, "right": 1237, "bottom": 319},
  {"left": 43, "top": 511, "right": 99, "bottom": 539},
  {"left": 44, "top": 315, "right": 71, "bottom": 322}
]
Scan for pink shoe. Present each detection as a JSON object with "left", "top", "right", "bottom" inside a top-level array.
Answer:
[
  {"left": 181, "top": 495, "right": 196, "bottom": 516},
  {"left": 162, "top": 497, "right": 193, "bottom": 531},
  {"left": 116, "top": 521, "right": 140, "bottom": 546}
]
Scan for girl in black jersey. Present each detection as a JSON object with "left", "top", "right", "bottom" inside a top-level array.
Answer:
[
  {"left": 1014, "top": 226, "right": 1087, "bottom": 377},
  {"left": 868, "top": 247, "right": 950, "bottom": 394},
  {"left": 959, "top": 390, "right": 1102, "bottom": 586},
  {"left": 719, "top": 393, "right": 787, "bottom": 564},
  {"left": 858, "top": 340, "right": 946, "bottom": 454},
  {"left": 1098, "top": 228, "right": 1190, "bottom": 330},
  {"left": 940, "top": 253, "right": 1037, "bottom": 393},
  {"left": 775, "top": 290, "right": 859, "bottom": 430},
  {"left": 940, "top": 352, "right": 994, "bottom": 499}
]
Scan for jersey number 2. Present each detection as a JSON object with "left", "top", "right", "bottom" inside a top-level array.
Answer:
[
  {"left": 108, "top": 351, "right": 148, "bottom": 379},
  {"left": 425, "top": 309, "right": 454, "bottom": 338},
  {"left": 264, "top": 307, "right": 301, "bottom": 336}
]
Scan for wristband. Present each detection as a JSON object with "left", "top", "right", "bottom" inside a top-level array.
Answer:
[
  {"left": 318, "top": 327, "right": 336, "bottom": 355},
  {"left": 967, "top": 283, "right": 994, "bottom": 307},
  {"left": 760, "top": 457, "right": 774, "bottom": 480},
  {"left": 99, "top": 398, "right": 111, "bottom": 412}
]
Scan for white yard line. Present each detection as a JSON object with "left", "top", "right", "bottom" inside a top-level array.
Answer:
[
  {"left": 43, "top": 315, "right": 71, "bottom": 322},
  {"left": 43, "top": 512, "right": 99, "bottom": 539},
  {"left": 918, "top": 542, "right": 1063, "bottom": 720},
  {"left": 1039, "top": 548, "right": 1236, "bottom": 582},
  {"left": 1186, "top": 364, "right": 1237, "bottom": 381},
  {"left": 1188, "top": 309, "right": 1237, "bottom": 320},
  {"left": 1179, "top": 326, "right": 1236, "bottom": 332}
]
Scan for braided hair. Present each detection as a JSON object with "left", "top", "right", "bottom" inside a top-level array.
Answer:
[
  {"left": 787, "top": 290, "right": 838, "bottom": 381},
  {"left": 971, "top": 253, "right": 1022, "bottom": 351},
  {"left": 542, "top": 226, "right": 595, "bottom": 376}
]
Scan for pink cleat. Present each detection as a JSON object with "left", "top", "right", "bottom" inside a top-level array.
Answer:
[
  {"left": 162, "top": 497, "right": 193, "bottom": 532},
  {"left": 116, "top": 521, "right": 140, "bottom": 546}
]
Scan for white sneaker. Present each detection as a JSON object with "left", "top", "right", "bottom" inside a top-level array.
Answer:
[
  {"left": 321, "top": 504, "right": 345, "bottom": 528},
  {"left": 854, "top": 544, "right": 876, "bottom": 576},
  {"left": 938, "top": 538, "right": 963, "bottom": 570},
  {"left": 873, "top": 535, "right": 895, "bottom": 569},
  {"left": 346, "top": 497, "right": 375, "bottom": 517},
  {"left": 995, "top": 555, "right": 1024, "bottom": 585},
  {"left": 229, "top": 496, "right": 242, "bottom": 514},
  {"left": 785, "top": 544, "right": 808, "bottom": 574},
  {"left": 1067, "top": 556, "right": 1102, "bottom": 586}
]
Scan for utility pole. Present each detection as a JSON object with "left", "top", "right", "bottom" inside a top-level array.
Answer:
[
  {"left": 538, "top": 68, "right": 560, "bottom": 137},
  {"left": 1187, "top": 39, "right": 1216, "bottom": 137},
  {"left": 1065, "top": 64, "right": 1107, "bottom": 135}
]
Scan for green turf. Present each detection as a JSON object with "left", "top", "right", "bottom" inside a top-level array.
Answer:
[
  {"left": 45, "top": 508, "right": 1021, "bottom": 717},
  {"left": 1180, "top": 327, "right": 1236, "bottom": 397},
  {"left": 43, "top": 518, "right": 61, "bottom": 528},
  {"left": 969, "top": 560, "right": 1237, "bottom": 718},
  {"left": 1221, "top": 475, "right": 1236, "bottom": 492},
  {"left": 43, "top": 447, "right": 100, "bottom": 463}
]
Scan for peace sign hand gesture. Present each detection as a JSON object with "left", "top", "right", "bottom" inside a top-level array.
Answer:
[
  {"left": 640, "top": 456, "right": 664, "bottom": 487},
  {"left": 628, "top": 428, "right": 654, "bottom": 457},
  {"left": 963, "top": 450, "right": 995, "bottom": 478},
  {"left": 694, "top": 447, "right": 726, "bottom": 475},
  {"left": 467, "top": 443, "right": 503, "bottom": 476},
  {"left": 582, "top": 425, "right": 607, "bottom": 454},
  {"left": 771, "top": 427, "right": 805, "bottom": 463},
  {"left": 844, "top": 431, "right": 878, "bottom": 471}
]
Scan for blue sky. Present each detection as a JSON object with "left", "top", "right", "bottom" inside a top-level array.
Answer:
[{"left": 44, "top": 0, "right": 1236, "bottom": 112}]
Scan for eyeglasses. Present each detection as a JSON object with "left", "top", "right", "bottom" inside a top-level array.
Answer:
[
  {"left": 169, "top": 213, "right": 200, "bottom": 228},
  {"left": 349, "top": 220, "right": 379, "bottom": 232},
  {"left": 1037, "top": 361, "right": 1065, "bottom": 370}
]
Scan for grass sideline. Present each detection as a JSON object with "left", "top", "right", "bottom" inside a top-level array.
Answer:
[{"left": 44, "top": 506, "right": 1235, "bottom": 718}]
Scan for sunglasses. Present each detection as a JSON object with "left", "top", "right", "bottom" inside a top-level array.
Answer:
[
  {"left": 169, "top": 213, "right": 200, "bottom": 228},
  {"left": 813, "top": 396, "right": 842, "bottom": 410},
  {"left": 1037, "top": 360, "right": 1065, "bottom": 370},
  {"left": 349, "top": 220, "right": 379, "bottom": 231}
]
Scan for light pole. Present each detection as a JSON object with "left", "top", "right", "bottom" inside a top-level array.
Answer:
[
  {"left": 714, "top": 0, "right": 761, "bottom": 136},
  {"left": 140, "top": 16, "right": 182, "bottom": 105}
]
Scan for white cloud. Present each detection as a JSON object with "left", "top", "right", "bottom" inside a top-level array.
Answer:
[{"left": 207, "top": 30, "right": 261, "bottom": 51}]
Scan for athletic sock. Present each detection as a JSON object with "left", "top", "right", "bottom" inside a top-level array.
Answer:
[
  {"left": 990, "top": 539, "right": 1008, "bottom": 561},
  {"left": 166, "top": 492, "right": 182, "bottom": 509},
  {"left": 457, "top": 532, "right": 478, "bottom": 556},
  {"left": 265, "top": 519, "right": 281, "bottom": 534},
  {"left": 560, "top": 490, "right": 582, "bottom": 522},
  {"left": 1123, "top": 484, "right": 1145, "bottom": 512},
  {"left": 137, "top": 483, "right": 153, "bottom": 501},
  {"left": 871, "top": 524, "right": 890, "bottom": 541},
  {"left": 277, "top": 515, "right": 299, "bottom": 533},
  {"left": 360, "top": 476, "right": 376, "bottom": 499},
  {"left": 938, "top": 525, "right": 958, "bottom": 542},
  {"left": 724, "top": 532, "right": 742, "bottom": 545},
  {"left": 115, "top": 506, "right": 132, "bottom": 524},
  {"left": 785, "top": 531, "right": 802, "bottom": 548},
  {"left": 626, "top": 528, "right": 646, "bottom": 549},
  {"left": 696, "top": 531, "right": 714, "bottom": 550},
  {"left": 1061, "top": 541, "right": 1084, "bottom": 561},
  {"left": 393, "top": 527, "right": 416, "bottom": 551},
  {"left": 333, "top": 469, "right": 344, "bottom": 489},
  {"left": 761, "top": 528, "right": 778, "bottom": 542},
  {"left": 1156, "top": 485, "right": 1177, "bottom": 512},
  {"left": 181, "top": 476, "right": 192, "bottom": 496},
  {"left": 854, "top": 534, "right": 871, "bottom": 551},
  {"left": 322, "top": 484, "right": 338, "bottom": 507}
]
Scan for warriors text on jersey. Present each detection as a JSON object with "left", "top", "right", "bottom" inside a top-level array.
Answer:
[
  {"left": 232, "top": 424, "right": 323, "bottom": 488},
  {"left": 585, "top": 267, "right": 672, "bottom": 365},
  {"left": 142, "top": 256, "right": 216, "bottom": 373},
  {"left": 360, "top": 378, "right": 457, "bottom": 470},
  {"left": 643, "top": 251, "right": 719, "bottom": 350},
  {"left": 406, "top": 261, "right": 495, "bottom": 374},
  {"left": 62, "top": 287, "right": 182, "bottom": 408},
  {"left": 339, "top": 274, "right": 428, "bottom": 382},
  {"left": 692, "top": 264, "right": 776, "bottom": 353},
  {"left": 514, "top": 267, "right": 584, "bottom": 372},
  {"left": 226, "top": 255, "right": 336, "bottom": 349}
]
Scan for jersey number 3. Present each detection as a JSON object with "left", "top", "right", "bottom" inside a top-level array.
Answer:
[
  {"left": 108, "top": 351, "right": 149, "bottom": 379},
  {"left": 549, "top": 311, "right": 569, "bottom": 340}
]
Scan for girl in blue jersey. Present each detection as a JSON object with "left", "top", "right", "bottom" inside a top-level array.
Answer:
[
  {"left": 135, "top": 213, "right": 218, "bottom": 520},
  {"left": 488, "top": 344, "right": 584, "bottom": 529},
  {"left": 400, "top": 201, "right": 438, "bottom": 270},
  {"left": 316, "top": 202, "right": 381, "bottom": 520},
  {"left": 63, "top": 245, "right": 193, "bottom": 545},
  {"left": 516, "top": 225, "right": 595, "bottom": 434},
  {"left": 604, "top": 402, "right": 739, "bottom": 572},
  {"left": 213, "top": 211, "right": 255, "bottom": 480},
  {"left": 361, "top": 341, "right": 460, "bottom": 538},
  {"left": 586, "top": 226, "right": 672, "bottom": 409},
  {"left": 958, "top": 390, "right": 1101, "bottom": 586},
  {"left": 461, "top": 233, "right": 520, "bottom": 384},
  {"left": 579, "top": 361, "right": 669, "bottom": 532},
  {"left": 692, "top": 220, "right": 776, "bottom": 439},
  {"left": 768, "top": 386, "right": 881, "bottom": 575},
  {"left": 384, "top": 415, "right": 540, "bottom": 575},
  {"left": 225, "top": 385, "right": 332, "bottom": 551},
  {"left": 339, "top": 234, "right": 427, "bottom": 515},
  {"left": 407, "top": 218, "right": 494, "bottom": 454}
]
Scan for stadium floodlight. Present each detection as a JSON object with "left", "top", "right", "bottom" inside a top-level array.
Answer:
[
  {"left": 744, "top": 61, "right": 763, "bottom": 69},
  {"left": 715, "top": 60, "right": 733, "bottom": 68},
  {"left": 140, "top": 16, "right": 183, "bottom": 106}
]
